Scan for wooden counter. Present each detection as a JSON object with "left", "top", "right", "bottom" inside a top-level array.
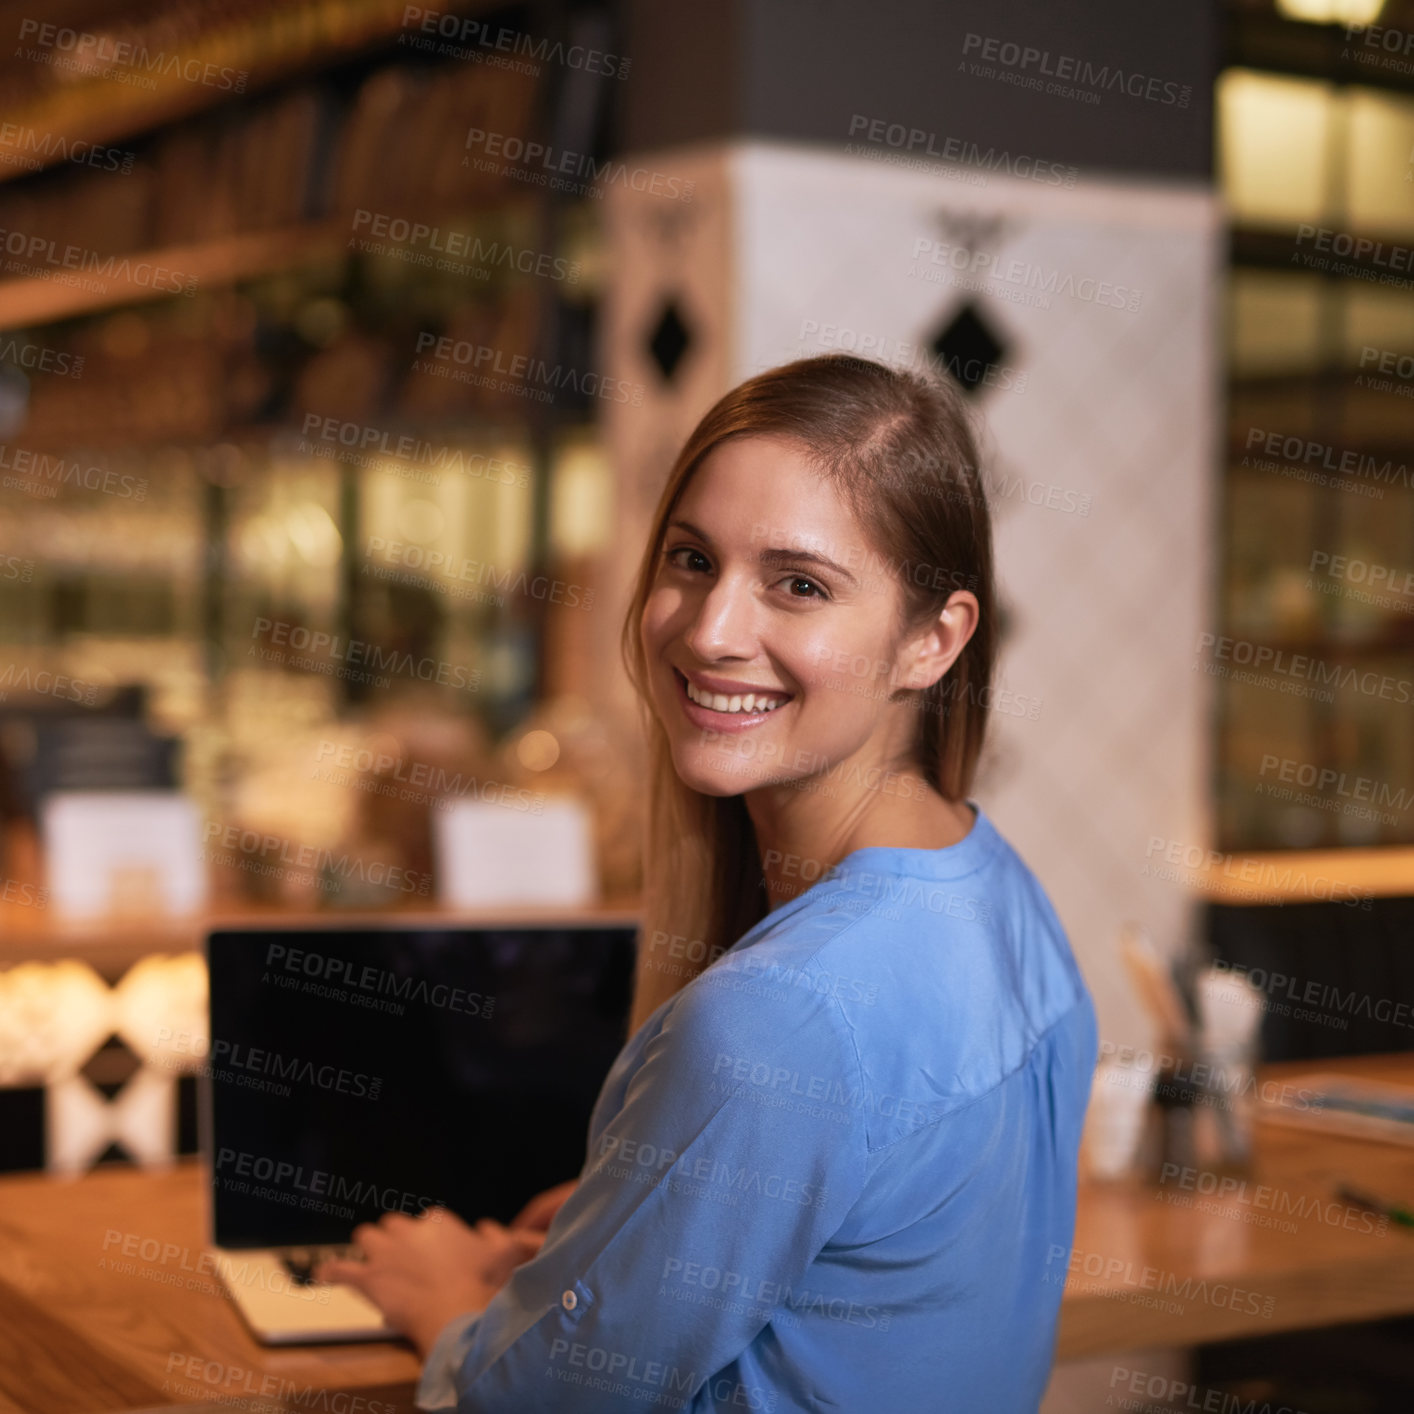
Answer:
[
  {"left": 0, "top": 1055, "right": 1410, "bottom": 1410},
  {"left": 1057, "top": 1052, "right": 1414, "bottom": 1358},
  {"left": 0, "top": 1162, "right": 418, "bottom": 1413}
]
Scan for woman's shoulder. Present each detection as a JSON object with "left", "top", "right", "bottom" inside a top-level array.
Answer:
[
  {"left": 657, "top": 904, "right": 926, "bottom": 1114},
  {"left": 813, "top": 822, "right": 1087, "bottom": 1010},
  {"left": 713, "top": 855, "right": 1089, "bottom": 1119},
  {"left": 658, "top": 909, "right": 870, "bottom": 1074},
  {"left": 704, "top": 900, "right": 894, "bottom": 1010}
]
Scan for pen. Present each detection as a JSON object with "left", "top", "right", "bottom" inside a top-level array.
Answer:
[{"left": 1336, "top": 1183, "right": 1414, "bottom": 1228}]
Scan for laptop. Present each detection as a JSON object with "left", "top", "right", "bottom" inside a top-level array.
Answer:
[{"left": 201, "top": 915, "right": 637, "bottom": 1344}]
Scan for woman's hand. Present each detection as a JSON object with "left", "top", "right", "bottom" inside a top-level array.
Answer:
[
  {"left": 510, "top": 1179, "right": 577, "bottom": 1233},
  {"left": 316, "top": 1209, "right": 544, "bottom": 1358}
]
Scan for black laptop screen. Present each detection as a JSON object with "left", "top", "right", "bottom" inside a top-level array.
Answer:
[{"left": 206, "top": 923, "right": 636, "bottom": 1248}]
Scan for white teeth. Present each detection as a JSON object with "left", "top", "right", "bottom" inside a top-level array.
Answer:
[{"left": 684, "top": 679, "right": 786, "bottom": 714}]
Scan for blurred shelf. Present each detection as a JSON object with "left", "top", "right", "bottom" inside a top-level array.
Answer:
[
  {"left": 1226, "top": 432, "right": 1414, "bottom": 462},
  {"left": 1193, "top": 846, "right": 1414, "bottom": 904},
  {"left": 1230, "top": 224, "right": 1414, "bottom": 278},
  {"left": 0, "top": 897, "right": 642, "bottom": 975},
  {"left": 0, "top": 191, "right": 565, "bottom": 335},
  {"left": 1224, "top": 11, "right": 1414, "bottom": 95},
  {"left": 1231, "top": 371, "right": 1414, "bottom": 394},
  {"left": 0, "top": 0, "right": 477, "bottom": 184},
  {"left": 1211, "top": 628, "right": 1414, "bottom": 656},
  {"left": 0, "top": 219, "right": 347, "bottom": 331},
  {"left": 1225, "top": 447, "right": 1414, "bottom": 478}
]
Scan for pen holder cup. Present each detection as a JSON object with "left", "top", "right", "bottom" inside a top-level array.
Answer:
[{"left": 1187, "top": 1043, "right": 1257, "bottom": 1177}]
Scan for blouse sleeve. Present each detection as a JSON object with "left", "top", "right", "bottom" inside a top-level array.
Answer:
[
  {"left": 437, "top": 963, "right": 872, "bottom": 1411},
  {"left": 415, "top": 1311, "right": 481, "bottom": 1410}
]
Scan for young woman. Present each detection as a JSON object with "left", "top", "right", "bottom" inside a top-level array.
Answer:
[{"left": 321, "top": 354, "right": 1098, "bottom": 1411}]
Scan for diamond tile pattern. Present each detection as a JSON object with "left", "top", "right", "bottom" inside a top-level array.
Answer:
[
  {"left": 0, "top": 953, "right": 207, "bottom": 1172},
  {"left": 646, "top": 299, "right": 693, "bottom": 382},
  {"left": 79, "top": 1033, "right": 143, "bottom": 1100},
  {"left": 929, "top": 301, "right": 1009, "bottom": 395}
]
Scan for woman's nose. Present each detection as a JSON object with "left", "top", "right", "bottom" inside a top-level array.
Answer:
[{"left": 683, "top": 576, "right": 757, "bottom": 660}]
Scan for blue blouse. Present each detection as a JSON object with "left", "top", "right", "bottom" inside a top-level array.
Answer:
[{"left": 418, "top": 804, "right": 1097, "bottom": 1412}]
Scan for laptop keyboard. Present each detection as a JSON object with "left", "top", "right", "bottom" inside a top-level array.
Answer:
[{"left": 278, "top": 1245, "right": 357, "bottom": 1285}]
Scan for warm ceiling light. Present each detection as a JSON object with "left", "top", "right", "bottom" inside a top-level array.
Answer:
[
  {"left": 286, "top": 502, "right": 343, "bottom": 567},
  {"left": 1276, "top": 0, "right": 1385, "bottom": 24},
  {"left": 516, "top": 730, "right": 561, "bottom": 772}
]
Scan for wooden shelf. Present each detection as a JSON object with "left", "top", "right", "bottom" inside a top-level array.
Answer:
[
  {"left": 1193, "top": 846, "right": 1414, "bottom": 905},
  {"left": 1231, "top": 223, "right": 1414, "bottom": 279},
  {"left": 0, "top": 898, "right": 642, "bottom": 975},
  {"left": 0, "top": 0, "right": 447, "bottom": 186},
  {"left": 1225, "top": 13, "right": 1414, "bottom": 97},
  {"left": 1225, "top": 437, "right": 1414, "bottom": 469},
  {"left": 1207, "top": 629, "right": 1414, "bottom": 658},
  {"left": 0, "top": 220, "right": 346, "bottom": 331}
]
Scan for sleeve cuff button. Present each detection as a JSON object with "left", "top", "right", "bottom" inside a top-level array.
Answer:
[{"left": 561, "top": 1290, "right": 578, "bottom": 1311}]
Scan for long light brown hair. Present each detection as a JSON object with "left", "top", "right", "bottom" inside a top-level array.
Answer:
[{"left": 620, "top": 354, "right": 996, "bottom": 1032}]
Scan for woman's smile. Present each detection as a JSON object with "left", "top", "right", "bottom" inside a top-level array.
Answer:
[{"left": 673, "top": 667, "right": 794, "bottom": 731}]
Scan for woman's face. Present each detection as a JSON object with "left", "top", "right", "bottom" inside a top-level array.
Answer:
[{"left": 641, "top": 434, "right": 943, "bottom": 798}]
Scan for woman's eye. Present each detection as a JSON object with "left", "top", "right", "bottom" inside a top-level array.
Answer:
[
  {"left": 667, "top": 546, "right": 710, "bottom": 573},
  {"left": 785, "top": 576, "right": 824, "bottom": 599}
]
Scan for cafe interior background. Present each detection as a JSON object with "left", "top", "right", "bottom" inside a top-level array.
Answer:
[{"left": 0, "top": 0, "right": 1411, "bottom": 1407}]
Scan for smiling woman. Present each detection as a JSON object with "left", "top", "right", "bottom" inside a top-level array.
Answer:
[
  {"left": 327, "top": 354, "right": 1097, "bottom": 1414},
  {"left": 624, "top": 353, "right": 997, "bottom": 1028}
]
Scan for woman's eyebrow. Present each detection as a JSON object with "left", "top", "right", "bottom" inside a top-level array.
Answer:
[
  {"left": 756, "top": 545, "right": 858, "bottom": 587},
  {"left": 669, "top": 517, "right": 858, "bottom": 587}
]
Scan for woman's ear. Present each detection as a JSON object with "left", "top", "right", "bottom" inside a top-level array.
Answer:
[{"left": 896, "top": 591, "right": 980, "bottom": 691}]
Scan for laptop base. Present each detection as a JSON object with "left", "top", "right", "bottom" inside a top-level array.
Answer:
[{"left": 211, "top": 1248, "right": 399, "bottom": 1345}]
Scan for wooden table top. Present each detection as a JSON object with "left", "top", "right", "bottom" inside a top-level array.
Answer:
[
  {"left": 1, "top": 1054, "right": 1412, "bottom": 1411},
  {"left": 1057, "top": 1051, "right": 1414, "bottom": 1359},
  {"left": 0, "top": 1162, "right": 420, "bottom": 1414}
]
